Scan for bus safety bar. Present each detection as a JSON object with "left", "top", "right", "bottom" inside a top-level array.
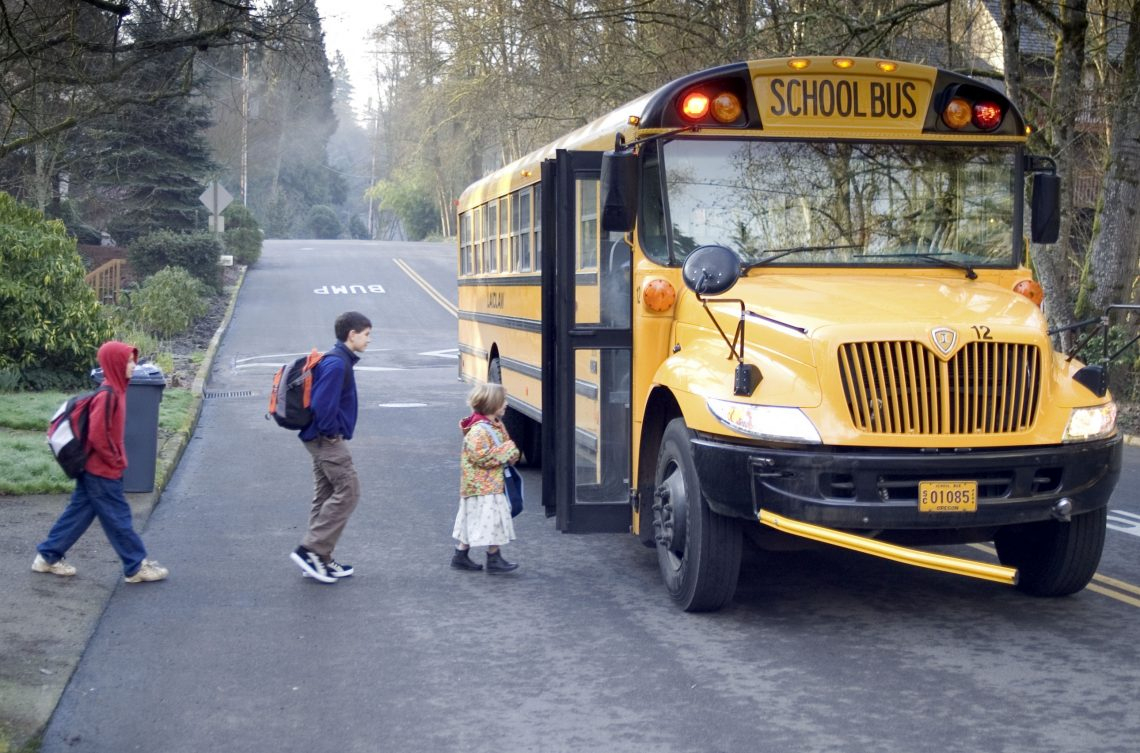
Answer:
[{"left": 757, "top": 509, "right": 1019, "bottom": 586}]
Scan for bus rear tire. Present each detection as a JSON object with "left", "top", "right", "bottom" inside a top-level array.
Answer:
[
  {"left": 993, "top": 506, "right": 1106, "bottom": 596},
  {"left": 653, "top": 418, "right": 742, "bottom": 612}
]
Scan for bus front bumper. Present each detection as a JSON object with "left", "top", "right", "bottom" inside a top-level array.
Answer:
[{"left": 691, "top": 434, "right": 1122, "bottom": 532}]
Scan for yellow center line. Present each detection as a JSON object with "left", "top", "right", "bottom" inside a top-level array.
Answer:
[
  {"left": 1086, "top": 583, "right": 1140, "bottom": 608},
  {"left": 969, "top": 542, "right": 1140, "bottom": 608},
  {"left": 394, "top": 258, "right": 458, "bottom": 317}
]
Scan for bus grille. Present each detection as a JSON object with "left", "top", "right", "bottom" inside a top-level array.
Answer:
[{"left": 838, "top": 341, "right": 1041, "bottom": 435}]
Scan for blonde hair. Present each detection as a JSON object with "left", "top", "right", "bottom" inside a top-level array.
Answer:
[{"left": 468, "top": 383, "right": 507, "bottom": 415}]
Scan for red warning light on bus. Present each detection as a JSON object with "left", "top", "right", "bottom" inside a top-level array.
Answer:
[
  {"left": 972, "top": 101, "right": 1003, "bottom": 130},
  {"left": 681, "top": 91, "right": 710, "bottom": 120}
]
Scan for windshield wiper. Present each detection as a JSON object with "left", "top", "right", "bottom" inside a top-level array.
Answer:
[
  {"left": 743, "top": 243, "right": 864, "bottom": 271},
  {"left": 868, "top": 252, "right": 978, "bottom": 280}
]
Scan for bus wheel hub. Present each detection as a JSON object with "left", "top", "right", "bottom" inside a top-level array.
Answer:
[{"left": 653, "top": 469, "right": 688, "bottom": 553}]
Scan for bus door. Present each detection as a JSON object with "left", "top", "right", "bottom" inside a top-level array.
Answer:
[{"left": 540, "top": 149, "right": 633, "bottom": 533}]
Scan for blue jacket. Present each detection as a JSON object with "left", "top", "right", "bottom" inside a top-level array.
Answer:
[{"left": 299, "top": 342, "right": 359, "bottom": 442}]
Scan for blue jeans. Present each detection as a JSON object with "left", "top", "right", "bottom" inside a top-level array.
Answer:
[{"left": 37, "top": 472, "right": 147, "bottom": 577}]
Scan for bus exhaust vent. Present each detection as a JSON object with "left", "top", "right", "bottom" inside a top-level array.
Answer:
[{"left": 838, "top": 341, "right": 1041, "bottom": 435}]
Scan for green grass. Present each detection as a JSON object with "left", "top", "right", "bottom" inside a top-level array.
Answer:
[
  {"left": 0, "top": 391, "right": 69, "bottom": 431},
  {"left": 0, "top": 427, "right": 72, "bottom": 494},
  {"left": 0, "top": 386, "right": 196, "bottom": 496}
]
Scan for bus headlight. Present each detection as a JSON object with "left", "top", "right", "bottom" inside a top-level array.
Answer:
[
  {"left": 1062, "top": 403, "right": 1117, "bottom": 442},
  {"left": 707, "top": 399, "right": 822, "bottom": 443}
]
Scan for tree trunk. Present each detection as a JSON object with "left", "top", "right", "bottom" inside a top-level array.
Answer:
[
  {"left": 1000, "top": 0, "right": 1022, "bottom": 110},
  {"left": 1084, "top": 0, "right": 1140, "bottom": 312},
  {"left": 1034, "top": 0, "right": 1088, "bottom": 335}
]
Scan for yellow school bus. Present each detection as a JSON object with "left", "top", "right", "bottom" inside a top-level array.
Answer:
[{"left": 456, "top": 57, "right": 1121, "bottom": 611}]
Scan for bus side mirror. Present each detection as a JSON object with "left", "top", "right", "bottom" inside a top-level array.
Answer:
[
  {"left": 682, "top": 245, "right": 742, "bottom": 297},
  {"left": 600, "top": 150, "right": 639, "bottom": 233},
  {"left": 1031, "top": 173, "right": 1060, "bottom": 244}
]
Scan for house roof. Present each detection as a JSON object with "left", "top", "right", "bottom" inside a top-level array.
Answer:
[{"left": 980, "top": 0, "right": 1128, "bottom": 61}]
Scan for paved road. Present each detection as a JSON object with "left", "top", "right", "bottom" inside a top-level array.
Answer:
[{"left": 42, "top": 240, "right": 1140, "bottom": 752}]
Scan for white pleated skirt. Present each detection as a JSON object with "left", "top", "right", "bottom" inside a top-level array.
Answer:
[{"left": 452, "top": 493, "right": 516, "bottom": 547}]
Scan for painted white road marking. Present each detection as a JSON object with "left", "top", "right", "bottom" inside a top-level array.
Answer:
[{"left": 1107, "top": 510, "right": 1140, "bottom": 537}]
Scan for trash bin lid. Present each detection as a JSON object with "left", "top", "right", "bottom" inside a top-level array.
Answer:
[
  {"left": 129, "top": 363, "right": 166, "bottom": 386},
  {"left": 90, "top": 363, "right": 166, "bottom": 386}
]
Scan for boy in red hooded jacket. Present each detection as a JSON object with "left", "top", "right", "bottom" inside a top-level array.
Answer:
[{"left": 33, "top": 341, "right": 169, "bottom": 583}]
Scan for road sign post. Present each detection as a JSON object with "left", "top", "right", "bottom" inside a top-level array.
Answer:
[{"left": 199, "top": 181, "right": 234, "bottom": 235}]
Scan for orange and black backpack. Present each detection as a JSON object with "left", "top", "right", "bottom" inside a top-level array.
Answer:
[{"left": 266, "top": 349, "right": 349, "bottom": 430}]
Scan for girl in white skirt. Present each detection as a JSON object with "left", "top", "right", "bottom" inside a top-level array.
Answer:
[{"left": 452, "top": 383, "right": 520, "bottom": 573}]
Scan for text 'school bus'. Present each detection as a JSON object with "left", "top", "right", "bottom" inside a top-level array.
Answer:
[{"left": 456, "top": 57, "right": 1122, "bottom": 611}]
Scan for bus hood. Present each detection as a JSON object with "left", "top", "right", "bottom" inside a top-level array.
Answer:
[
  {"left": 689, "top": 272, "right": 1047, "bottom": 340},
  {"left": 675, "top": 271, "right": 1050, "bottom": 381}
]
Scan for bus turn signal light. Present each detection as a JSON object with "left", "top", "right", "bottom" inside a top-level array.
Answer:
[
  {"left": 681, "top": 92, "right": 710, "bottom": 120},
  {"left": 1014, "top": 279, "right": 1044, "bottom": 306},
  {"left": 642, "top": 279, "right": 676, "bottom": 312}
]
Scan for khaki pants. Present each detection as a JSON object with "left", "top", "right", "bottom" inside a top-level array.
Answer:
[{"left": 301, "top": 436, "right": 360, "bottom": 558}]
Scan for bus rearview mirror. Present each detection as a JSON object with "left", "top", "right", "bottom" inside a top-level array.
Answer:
[
  {"left": 1031, "top": 173, "right": 1060, "bottom": 244},
  {"left": 600, "top": 150, "right": 639, "bottom": 233}
]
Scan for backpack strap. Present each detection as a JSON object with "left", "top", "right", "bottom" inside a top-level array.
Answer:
[
  {"left": 84, "top": 385, "right": 116, "bottom": 450},
  {"left": 322, "top": 346, "right": 354, "bottom": 391}
]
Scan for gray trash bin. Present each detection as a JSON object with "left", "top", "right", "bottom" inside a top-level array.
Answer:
[{"left": 90, "top": 363, "right": 166, "bottom": 492}]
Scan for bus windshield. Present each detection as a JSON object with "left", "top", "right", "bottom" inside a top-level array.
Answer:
[{"left": 642, "top": 139, "right": 1019, "bottom": 270}]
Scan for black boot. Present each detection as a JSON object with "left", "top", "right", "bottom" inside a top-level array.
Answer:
[
  {"left": 485, "top": 550, "right": 518, "bottom": 574},
  {"left": 450, "top": 548, "right": 483, "bottom": 571}
]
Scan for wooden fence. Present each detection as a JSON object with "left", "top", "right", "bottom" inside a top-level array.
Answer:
[{"left": 84, "top": 258, "right": 126, "bottom": 305}]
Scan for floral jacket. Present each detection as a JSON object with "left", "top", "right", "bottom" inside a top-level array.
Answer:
[{"left": 459, "top": 415, "right": 520, "bottom": 497}]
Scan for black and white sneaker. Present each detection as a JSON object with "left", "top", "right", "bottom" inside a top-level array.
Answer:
[
  {"left": 302, "top": 558, "right": 354, "bottom": 578},
  {"left": 325, "top": 559, "right": 354, "bottom": 578},
  {"left": 291, "top": 546, "right": 336, "bottom": 584}
]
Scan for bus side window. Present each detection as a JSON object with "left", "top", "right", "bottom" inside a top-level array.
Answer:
[
  {"left": 639, "top": 150, "right": 668, "bottom": 264},
  {"left": 486, "top": 200, "right": 499, "bottom": 273},
  {"left": 534, "top": 184, "right": 542, "bottom": 272},
  {"left": 518, "top": 188, "right": 532, "bottom": 272},
  {"left": 459, "top": 212, "right": 471, "bottom": 275},
  {"left": 473, "top": 206, "right": 483, "bottom": 274}
]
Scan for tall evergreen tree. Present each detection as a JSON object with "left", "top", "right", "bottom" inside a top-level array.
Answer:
[{"left": 66, "top": 6, "right": 218, "bottom": 245}]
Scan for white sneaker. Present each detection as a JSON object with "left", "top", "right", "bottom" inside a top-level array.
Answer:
[
  {"left": 32, "top": 554, "right": 77, "bottom": 576},
  {"left": 124, "top": 559, "right": 169, "bottom": 583}
]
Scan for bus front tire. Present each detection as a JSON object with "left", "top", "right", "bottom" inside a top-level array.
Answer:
[
  {"left": 653, "top": 418, "right": 742, "bottom": 612},
  {"left": 993, "top": 506, "right": 1106, "bottom": 597}
]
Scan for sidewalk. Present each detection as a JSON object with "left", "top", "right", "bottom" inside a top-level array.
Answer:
[{"left": 0, "top": 271, "right": 243, "bottom": 753}]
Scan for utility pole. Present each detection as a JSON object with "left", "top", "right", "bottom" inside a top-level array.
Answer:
[
  {"left": 240, "top": 46, "right": 249, "bottom": 205},
  {"left": 368, "top": 97, "right": 377, "bottom": 239}
]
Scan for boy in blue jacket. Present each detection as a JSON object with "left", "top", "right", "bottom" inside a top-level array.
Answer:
[{"left": 290, "top": 311, "right": 371, "bottom": 584}]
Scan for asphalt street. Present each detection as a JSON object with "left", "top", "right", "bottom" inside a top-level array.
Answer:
[{"left": 39, "top": 240, "right": 1140, "bottom": 753}]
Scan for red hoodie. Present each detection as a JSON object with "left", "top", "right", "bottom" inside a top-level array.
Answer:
[{"left": 85, "top": 341, "right": 138, "bottom": 479}]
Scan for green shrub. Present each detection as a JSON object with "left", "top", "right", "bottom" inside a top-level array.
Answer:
[
  {"left": 349, "top": 214, "right": 369, "bottom": 240},
  {"left": 306, "top": 205, "right": 343, "bottom": 239},
  {"left": 367, "top": 173, "right": 440, "bottom": 240},
  {"left": 226, "top": 227, "right": 262, "bottom": 265},
  {"left": 128, "top": 230, "right": 222, "bottom": 291},
  {"left": 0, "top": 192, "right": 114, "bottom": 389},
  {"left": 127, "top": 266, "right": 209, "bottom": 338},
  {"left": 223, "top": 204, "right": 263, "bottom": 265}
]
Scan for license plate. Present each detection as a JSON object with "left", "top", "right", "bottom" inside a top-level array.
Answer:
[{"left": 919, "top": 480, "right": 977, "bottom": 513}]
